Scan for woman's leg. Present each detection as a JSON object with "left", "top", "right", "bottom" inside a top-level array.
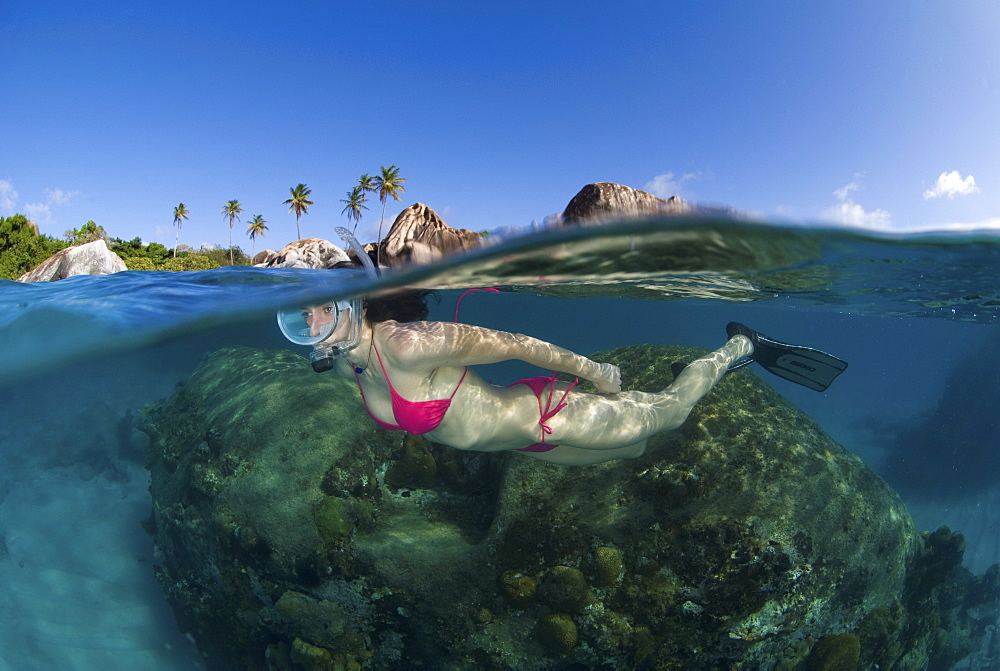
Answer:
[
  {"left": 518, "top": 440, "right": 648, "bottom": 466},
  {"left": 547, "top": 335, "right": 753, "bottom": 451},
  {"left": 660, "top": 334, "right": 753, "bottom": 425}
]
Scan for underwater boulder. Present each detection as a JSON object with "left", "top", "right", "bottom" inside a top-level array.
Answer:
[
  {"left": 142, "top": 345, "right": 996, "bottom": 669},
  {"left": 885, "top": 335, "right": 1000, "bottom": 500}
]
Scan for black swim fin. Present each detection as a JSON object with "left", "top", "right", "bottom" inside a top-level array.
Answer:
[{"left": 726, "top": 322, "right": 848, "bottom": 392}]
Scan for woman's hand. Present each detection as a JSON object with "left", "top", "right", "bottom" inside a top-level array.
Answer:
[{"left": 592, "top": 363, "right": 622, "bottom": 394}]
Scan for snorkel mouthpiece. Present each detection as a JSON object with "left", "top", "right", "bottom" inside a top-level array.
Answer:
[{"left": 310, "top": 346, "right": 337, "bottom": 373}]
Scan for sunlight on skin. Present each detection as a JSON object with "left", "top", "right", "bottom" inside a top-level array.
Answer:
[{"left": 309, "top": 303, "right": 753, "bottom": 466}]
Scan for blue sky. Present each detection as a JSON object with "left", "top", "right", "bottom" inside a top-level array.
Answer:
[{"left": 3, "top": 1, "right": 999, "bottom": 250}]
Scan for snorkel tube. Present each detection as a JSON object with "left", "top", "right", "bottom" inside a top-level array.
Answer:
[{"left": 275, "top": 227, "right": 379, "bottom": 372}]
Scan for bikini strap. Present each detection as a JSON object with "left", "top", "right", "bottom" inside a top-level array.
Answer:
[
  {"left": 449, "top": 367, "right": 469, "bottom": 399},
  {"left": 535, "top": 374, "right": 579, "bottom": 439},
  {"left": 540, "top": 374, "right": 579, "bottom": 422},
  {"left": 371, "top": 344, "right": 397, "bottom": 393}
]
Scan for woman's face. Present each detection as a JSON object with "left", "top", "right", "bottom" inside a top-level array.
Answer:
[
  {"left": 302, "top": 303, "right": 337, "bottom": 339},
  {"left": 302, "top": 302, "right": 355, "bottom": 344}
]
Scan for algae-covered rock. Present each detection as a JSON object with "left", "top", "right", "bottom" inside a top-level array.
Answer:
[
  {"left": 384, "top": 434, "right": 436, "bottom": 489},
  {"left": 142, "top": 345, "right": 997, "bottom": 669},
  {"left": 801, "top": 633, "right": 861, "bottom": 670},
  {"left": 536, "top": 565, "right": 590, "bottom": 613},
  {"left": 313, "top": 496, "right": 355, "bottom": 543}
]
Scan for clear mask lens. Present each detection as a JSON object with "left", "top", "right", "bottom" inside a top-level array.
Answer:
[{"left": 277, "top": 300, "right": 350, "bottom": 346}]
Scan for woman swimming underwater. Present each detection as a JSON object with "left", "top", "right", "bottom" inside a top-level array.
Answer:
[{"left": 278, "top": 287, "right": 848, "bottom": 467}]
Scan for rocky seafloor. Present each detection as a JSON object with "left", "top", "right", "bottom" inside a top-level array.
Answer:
[{"left": 139, "top": 345, "right": 999, "bottom": 670}]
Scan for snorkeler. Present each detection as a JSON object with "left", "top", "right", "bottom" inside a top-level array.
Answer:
[{"left": 276, "top": 229, "right": 847, "bottom": 467}]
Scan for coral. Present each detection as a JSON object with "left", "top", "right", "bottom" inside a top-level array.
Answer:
[
  {"left": 537, "top": 565, "right": 591, "bottom": 613},
  {"left": 499, "top": 570, "right": 537, "bottom": 606},
  {"left": 537, "top": 613, "right": 577, "bottom": 655},
  {"left": 593, "top": 546, "right": 623, "bottom": 586}
]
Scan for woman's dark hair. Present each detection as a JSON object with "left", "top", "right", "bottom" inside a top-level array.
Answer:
[
  {"left": 332, "top": 252, "right": 437, "bottom": 323},
  {"left": 331, "top": 258, "right": 436, "bottom": 323},
  {"left": 365, "top": 290, "right": 436, "bottom": 323}
]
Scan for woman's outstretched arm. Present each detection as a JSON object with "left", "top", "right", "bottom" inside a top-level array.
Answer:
[{"left": 380, "top": 320, "right": 622, "bottom": 392}]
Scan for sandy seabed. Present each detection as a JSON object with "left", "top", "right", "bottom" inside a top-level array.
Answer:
[{"left": 0, "top": 464, "right": 204, "bottom": 671}]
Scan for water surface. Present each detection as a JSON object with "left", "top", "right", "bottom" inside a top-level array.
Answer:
[{"left": 1, "top": 216, "right": 998, "bottom": 669}]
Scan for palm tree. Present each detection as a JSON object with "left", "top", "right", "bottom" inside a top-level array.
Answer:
[
  {"left": 284, "top": 183, "right": 313, "bottom": 240},
  {"left": 372, "top": 165, "right": 406, "bottom": 246},
  {"left": 172, "top": 203, "right": 189, "bottom": 258},
  {"left": 341, "top": 186, "right": 368, "bottom": 234},
  {"left": 221, "top": 200, "right": 243, "bottom": 264},
  {"left": 246, "top": 214, "right": 268, "bottom": 258},
  {"left": 357, "top": 173, "right": 377, "bottom": 198}
]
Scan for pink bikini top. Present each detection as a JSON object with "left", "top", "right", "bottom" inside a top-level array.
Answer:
[{"left": 351, "top": 344, "right": 468, "bottom": 435}]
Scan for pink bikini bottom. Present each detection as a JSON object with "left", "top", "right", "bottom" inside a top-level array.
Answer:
[{"left": 508, "top": 374, "right": 579, "bottom": 453}]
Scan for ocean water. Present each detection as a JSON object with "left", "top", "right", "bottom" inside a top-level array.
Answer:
[{"left": 0, "top": 217, "right": 998, "bottom": 669}]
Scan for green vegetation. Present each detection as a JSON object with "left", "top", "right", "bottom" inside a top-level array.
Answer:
[
  {"left": 2, "top": 170, "right": 407, "bottom": 276},
  {"left": 343, "top": 173, "right": 378, "bottom": 234},
  {"left": 372, "top": 165, "right": 406, "bottom": 245},
  {"left": 172, "top": 203, "right": 189, "bottom": 257},
  {"left": 117, "top": 240, "right": 250, "bottom": 271},
  {"left": 283, "top": 183, "right": 313, "bottom": 240},
  {"left": 65, "top": 220, "right": 109, "bottom": 245},
  {"left": 339, "top": 166, "right": 407, "bottom": 244},
  {"left": 246, "top": 215, "right": 268, "bottom": 257},
  {"left": 221, "top": 200, "right": 243, "bottom": 264},
  {"left": 0, "top": 212, "right": 251, "bottom": 277},
  {"left": 0, "top": 214, "right": 69, "bottom": 280},
  {"left": 340, "top": 186, "right": 368, "bottom": 234}
]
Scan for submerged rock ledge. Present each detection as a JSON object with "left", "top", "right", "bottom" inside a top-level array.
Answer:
[{"left": 140, "top": 345, "right": 997, "bottom": 669}]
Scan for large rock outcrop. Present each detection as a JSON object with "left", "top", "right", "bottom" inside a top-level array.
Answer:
[
  {"left": 885, "top": 335, "right": 1000, "bottom": 500},
  {"left": 253, "top": 238, "right": 351, "bottom": 269},
  {"left": 561, "top": 182, "right": 692, "bottom": 226},
  {"left": 17, "top": 239, "right": 127, "bottom": 282},
  {"left": 140, "top": 345, "right": 997, "bottom": 670},
  {"left": 379, "top": 203, "right": 484, "bottom": 267}
]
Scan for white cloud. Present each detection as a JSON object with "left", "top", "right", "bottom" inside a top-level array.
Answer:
[
  {"left": 823, "top": 200, "right": 892, "bottom": 228},
  {"left": 822, "top": 182, "right": 892, "bottom": 229},
  {"left": 0, "top": 180, "right": 18, "bottom": 215},
  {"left": 153, "top": 225, "right": 174, "bottom": 244},
  {"left": 923, "top": 171, "right": 980, "bottom": 200},
  {"left": 24, "top": 202, "right": 52, "bottom": 225},
  {"left": 907, "top": 217, "right": 1000, "bottom": 232},
  {"left": 644, "top": 172, "right": 699, "bottom": 199},
  {"left": 46, "top": 188, "right": 80, "bottom": 206},
  {"left": 0, "top": 182, "right": 81, "bottom": 223},
  {"left": 833, "top": 182, "right": 859, "bottom": 201}
]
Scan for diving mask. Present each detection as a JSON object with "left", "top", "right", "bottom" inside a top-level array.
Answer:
[
  {"left": 276, "top": 300, "right": 355, "bottom": 347},
  {"left": 276, "top": 227, "right": 378, "bottom": 372}
]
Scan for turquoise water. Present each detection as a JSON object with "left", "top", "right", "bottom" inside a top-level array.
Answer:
[{"left": 1, "top": 217, "right": 999, "bottom": 669}]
